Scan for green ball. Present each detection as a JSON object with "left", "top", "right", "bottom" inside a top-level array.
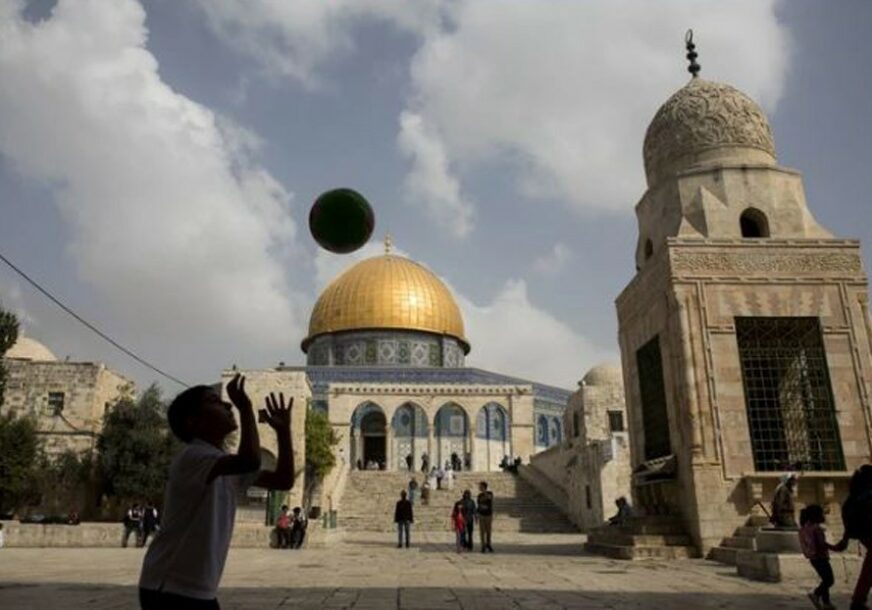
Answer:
[{"left": 309, "top": 188, "right": 375, "bottom": 254}]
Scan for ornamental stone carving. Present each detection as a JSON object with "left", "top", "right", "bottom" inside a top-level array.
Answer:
[
  {"left": 671, "top": 251, "right": 863, "bottom": 275},
  {"left": 643, "top": 78, "right": 776, "bottom": 186}
]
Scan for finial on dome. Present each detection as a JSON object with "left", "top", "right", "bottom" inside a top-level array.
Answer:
[
  {"left": 685, "top": 29, "right": 701, "bottom": 77},
  {"left": 384, "top": 232, "right": 393, "bottom": 254}
]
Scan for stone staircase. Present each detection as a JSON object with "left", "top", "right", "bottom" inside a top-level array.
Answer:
[
  {"left": 584, "top": 516, "right": 699, "bottom": 559},
  {"left": 340, "top": 471, "right": 577, "bottom": 533},
  {"left": 707, "top": 515, "right": 768, "bottom": 566}
]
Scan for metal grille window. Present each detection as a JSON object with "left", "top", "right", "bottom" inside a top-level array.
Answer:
[
  {"left": 608, "top": 411, "right": 625, "bottom": 433},
  {"left": 736, "top": 317, "right": 844, "bottom": 472},
  {"left": 47, "top": 392, "right": 65, "bottom": 416},
  {"left": 636, "top": 336, "right": 671, "bottom": 460}
]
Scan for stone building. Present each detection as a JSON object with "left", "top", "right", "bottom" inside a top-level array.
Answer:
[
  {"left": 613, "top": 65, "right": 872, "bottom": 555},
  {"left": 1, "top": 336, "right": 133, "bottom": 455},
  {"left": 527, "top": 364, "right": 631, "bottom": 531}
]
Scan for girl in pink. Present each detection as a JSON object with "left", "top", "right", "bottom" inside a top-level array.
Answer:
[{"left": 451, "top": 501, "right": 466, "bottom": 553}]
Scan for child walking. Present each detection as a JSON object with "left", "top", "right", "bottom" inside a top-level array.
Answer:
[
  {"left": 139, "top": 375, "right": 294, "bottom": 609},
  {"left": 451, "top": 501, "right": 466, "bottom": 553},
  {"left": 800, "top": 505, "right": 837, "bottom": 610}
]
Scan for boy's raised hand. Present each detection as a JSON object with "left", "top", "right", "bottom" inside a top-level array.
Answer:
[
  {"left": 227, "top": 373, "right": 253, "bottom": 411},
  {"left": 261, "top": 392, "right": 293, "bottom": 431}
]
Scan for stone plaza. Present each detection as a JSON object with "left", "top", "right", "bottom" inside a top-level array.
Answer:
[{"left": 0, "top": 532, "right": 857, "bottom": 609}]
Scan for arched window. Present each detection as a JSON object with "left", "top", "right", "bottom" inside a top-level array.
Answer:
[
  {"left": 644, "top": 239, "right": 654, "bottom": 260},
  {"left": 537, "top": 415, "right": 549, "bottom": 446},
  {"left": 740, "top": 208, "right": 770, "bottom": 238}
]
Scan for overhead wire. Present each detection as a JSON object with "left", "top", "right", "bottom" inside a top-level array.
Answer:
[{"left": 0, "top": 250, "right": 189, "bottom": 388}]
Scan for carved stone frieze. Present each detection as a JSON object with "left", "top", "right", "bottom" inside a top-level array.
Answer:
[{"left": 670, "top": 250, "right": 862, "bottom": 275}]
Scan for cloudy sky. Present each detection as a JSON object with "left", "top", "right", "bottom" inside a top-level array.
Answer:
[{"left": 1, "top": 0, "right": 870, "bottom": 393}]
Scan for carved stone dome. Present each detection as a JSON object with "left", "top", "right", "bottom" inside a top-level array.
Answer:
[
  {"left": 303, "top": 254, "right": 468, "bottom": 353},
  {"left": 643, "top": 77, "right": 776, "bottom": 187}
]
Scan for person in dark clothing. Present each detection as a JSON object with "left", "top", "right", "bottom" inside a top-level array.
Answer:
[
  {"left": 460, "top": 489, "right": 476, "bottom": 551},
  {"left": 140, "top": 503, "right": 160, "bottom": 547},
  {"left": 799, "top": 505, "right": 837, "bottom": 610},
  {"left": 833, "top": 464, "right": 872, "bottom": 610},
  {"left": 122, "top": 503, "right": 143, "bottom": 548},
  {"left": 291, "top": 507, "right": 307, "bottom": 549},
  {"left": 405, "top": 453, "right": 413, "bottom": 471},
  {"left": 394, "top": 490, "right": 413, "bottom": 548},
  {"left": 420, "top": 453, "right": 430, "bottom": 474},
  {"left": 477, "top": 481, "right": 494, "bottom": 553}
]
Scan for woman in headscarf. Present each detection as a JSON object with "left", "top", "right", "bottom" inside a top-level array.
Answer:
[{"left": 770, "top": 472, "right": 798, "bottom": 528}]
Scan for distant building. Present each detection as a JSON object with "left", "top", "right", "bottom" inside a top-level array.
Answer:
[{"left": 2, "top": 336, "right": 133, "bottom": 455}]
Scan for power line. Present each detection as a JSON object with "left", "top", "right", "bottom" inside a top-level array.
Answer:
[{"left": 0, "top": 250, "right": 189, "bottom": 388}]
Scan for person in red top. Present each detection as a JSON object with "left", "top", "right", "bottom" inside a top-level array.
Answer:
[
  {"left": 451, "top": 501, "right": 466, "bottom": 553},
  {"left": 275, "top": 505, "right": 292, "bottom": 549},
  {"left": 799, "top": 504, "right": 837, "bottom": 610}
]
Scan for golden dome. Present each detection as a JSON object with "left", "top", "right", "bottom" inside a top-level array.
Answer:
[{"left": 303, "top": 254, "right": 468, "bottom": 352}]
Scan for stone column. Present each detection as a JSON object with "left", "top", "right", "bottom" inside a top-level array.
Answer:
[
  {"left": 352, "top": 429, "right": 362, "bottom": 466},
  {"left": 468, "top": 427, "right": 477, "bottom": 472},
  {"left": 386, "top": 426, "right": 394, "bottom": 470},
  {"left": 427, "top": 427, "right": 435, "bottom": 466}
]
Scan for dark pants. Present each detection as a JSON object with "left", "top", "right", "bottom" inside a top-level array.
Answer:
[
  {"left": 122, "top": 525, "right": 141, "bottom": 548},
  {"left": 140, "top": 588, "right": 219, "bottom": 610},
  {"left": 854, "top": 542, "right": 872, "bottom": 606},
  {"left": 397, "top": 521, "right": 411, "bottom": 547},
  {"left": 276, "top": 527, "right": 292, "bottom": 548},
  {"left": 479, "top": 515, "right": 493, "bottom": 550},
  {"left": 291, "top": 528, "right": 305, "bottom": 549},
  {"left": 810, "top": 558, "right": 834, "bottom": 604},
  {"left": 139, "top": 528, "right": 157, "bottom": 547},
  {"left": 464, "top": 520, "right": 474, "bottom": 550}
]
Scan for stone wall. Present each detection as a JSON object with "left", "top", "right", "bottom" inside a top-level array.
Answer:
[{"left": 1, "top": 359, "right": 132, "bottom": 455}]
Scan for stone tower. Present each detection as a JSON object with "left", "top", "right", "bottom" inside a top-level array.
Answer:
[{"left": 615, "top": 72, "right": 872, "bottom": 553}]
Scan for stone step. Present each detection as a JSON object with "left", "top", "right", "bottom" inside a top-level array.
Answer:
[
  {"left": 584, "top": 541, "right": 699, "bottom": 560},
  {"left": 587, "top": 531, "right": 692, "bottom": 547},
  {"left": 722, "top": 535, "right": 755, "bottom": 550},
  {"left": 707, "top": 545, "right": 739, "bottom": 566},
  {"left": 736, "top": 525, "right": 762, "bottom": 538}
]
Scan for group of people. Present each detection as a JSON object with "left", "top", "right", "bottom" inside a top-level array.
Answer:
[
  {"left": 273, "top": 505, "right": 307, "bottom": 549},
  {"left": 122, "top": 502, "right": 160, "bottom": 548},
  {"left": 393, "top": 481, "right": 495, "bottom": 553},
  {"left": 765, "top": 467, "right": 872, "bottom": 610},
  {"left": 406, "top": 451, "right": 470, "bottom": 474}
]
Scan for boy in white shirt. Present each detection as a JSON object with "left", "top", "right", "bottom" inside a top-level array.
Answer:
[{"left": 139, "top": 374, "right": 294, "bottom": 609}]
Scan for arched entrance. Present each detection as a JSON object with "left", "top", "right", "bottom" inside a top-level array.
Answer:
[
  {"left": 476, "top": 403, "right": 511, "bottom": 471},
  {"left": 391, "top": 403, "right": 429, "bottom": 471},
  {"left": 351, "top": 402, "right": 387, "bottom": 469},
  {"left": 434, "top": 403, "right": 469, "bottom": 470}
]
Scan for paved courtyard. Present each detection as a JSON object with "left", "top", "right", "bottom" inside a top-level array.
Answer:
[{"left": 0, "top": 532, "right": 856, "bottom": 609}]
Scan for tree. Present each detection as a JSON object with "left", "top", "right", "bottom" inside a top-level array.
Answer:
[
  {"left": 0, "top": 305, "right": 20, "bottom": 408},
  {"left": 35, "top": 450, "right": 94, "bottom": 517},
  {"left": 305, "top": 408, "right": 338, "bottom": 480},
  {"left": 0, "top": 412, "right": 40, "bottom": 514},
  {"left": 97, "top": 384, "right": 178, "bottom": 507}
]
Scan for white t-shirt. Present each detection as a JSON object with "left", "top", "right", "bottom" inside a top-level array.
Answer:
[{"left": 139, "top": 439, "right": 255, "bottom": 599}]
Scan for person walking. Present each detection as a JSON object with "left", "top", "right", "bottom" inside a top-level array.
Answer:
[
  {"left": 436, "top": 465, "right": 445, "bottom": 490},
  {"left": 420, "top": 452, "right": 430, "bottom": 473},
  {"left": 122, "top": 503, "right": 143, "bottom": 548},
  {"left": 140, "top": 503, "right": 160, "bottom": 547},
  {"left": 461, "top": 490, "right": 476, "bottom": 551},
  {"left": 408, "top": 478, "right": 419, "bottom": 505},
  {"left": 451, "top": 501, "right": 466, "bottom": 553},
  {"left": 405, "top": 453, "right": 413, "bottom": 471},
  {"left": 833, "top": 464, "right": 872, "bottom": 610},
  {"left": 477, "top": 481, "right": 494, "bottom": 553},
  {"left": 445, "top": 464, "right": 455, "bottom": 491},
  {"left": 394, "top": 490, "right": 413, "bottom": 548},
  {"left": 799, "top": 505, "right": 837, "bottom": 610}
]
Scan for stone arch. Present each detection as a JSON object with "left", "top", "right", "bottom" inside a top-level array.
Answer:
[
  {"left": 475, "top": 402, "right": 512, "bottom": 471},
  {"left": 740, "top": 207, "right": 770, "bottom": 238},
  {"left": 434, "top": 402, "right": 469, "bottom": 470},
  {"left": 391, "top": 402, "right": 429, "bottom": 471},
  {"left": 351, "top": 401, "right": 387, "bottom": 469},
  {"left": 537, "top": 414, "right": 549, "bottom": 447},
  {"left": 550, "top": 417, "right": 563, "bottom": 444}
]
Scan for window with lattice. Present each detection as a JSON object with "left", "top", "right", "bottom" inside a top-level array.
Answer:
[
  {"left": 47, "top": 392, "right": 65, "bottom": 416},
  {"left": 736, "top": 317, "right": 844, "bottom": 472},
  {"left": 636, "top": 336, "right": 671, "bottom": 460}
]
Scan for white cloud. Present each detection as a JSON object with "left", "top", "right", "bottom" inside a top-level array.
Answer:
[
  {"left": 531, "top": 242, "right": 572, "bottom": 276},
  {"left": 458, "top": 279, "right": 611, "bottom": 388},
  {"left": 0, "top": 0, "right": 305, "bottom": 386},
  {"left": 197, "top": 1, "right": 789, "bottom": 225},
  {"left": 397, "top": 112, "right": 473, "bottom": 237}
]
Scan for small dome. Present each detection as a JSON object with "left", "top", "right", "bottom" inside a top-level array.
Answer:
[
  {"left": 582, "top": 363, "right": 622, "bottom": 387},
  {"left": 5, "top": 336, "right": 57, "bottom": 362},
  {"left": 643, "top": 78, "right": 776, "bottom": 187},
  {"left": 303, "top": 254, "right": 468, "bottom": 352}
]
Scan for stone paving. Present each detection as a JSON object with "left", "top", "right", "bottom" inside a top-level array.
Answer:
[{"left": 0, "top": 531, "right": 857, "bottom": 609}]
